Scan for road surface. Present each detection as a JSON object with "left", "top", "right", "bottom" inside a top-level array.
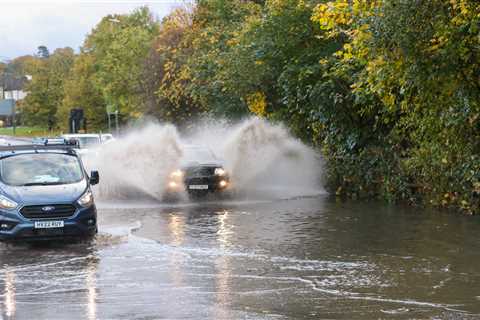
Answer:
[{"left": 1, "top": 196, "right": 480, "bottom": 319}]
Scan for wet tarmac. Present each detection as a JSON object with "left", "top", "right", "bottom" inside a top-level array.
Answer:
[{"left": 1, "top": 196, "right": 480, "bottom": 319}]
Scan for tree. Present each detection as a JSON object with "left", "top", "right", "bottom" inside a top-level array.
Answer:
[
  {"left": 312, "top": 0, "right": 480, "bottom": 211},
  {"left": 59, "top": 53, "right": 107, "bottom": 131},
  {"left": 21, "top": 48, "right": 74, "bottom": 129},
  {"left": 1, "top": 55, "right": 36, "bottom": 77},
  {"left": 83, "top": 6, "right": 159, "bottom": 120},
  {"left": 147, "top": 7, "right": 207, "bottom": 125},
  {"left": 184, "top": 0, "right": 262, "bottom": 118},
  {"left": 37, "top": 45, "right": 50, "bottom": 59},
  {"left": 217, "top": 0, "right": 341, "bottom": 139}
]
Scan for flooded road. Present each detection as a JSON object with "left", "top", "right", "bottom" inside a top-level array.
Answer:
[{"left": 1, "top": 196, "right": 480, "bottom": 319}]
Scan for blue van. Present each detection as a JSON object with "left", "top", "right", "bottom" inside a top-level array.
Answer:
[{"left": 0, "top": 139, "right": 99, "bottom": 241}]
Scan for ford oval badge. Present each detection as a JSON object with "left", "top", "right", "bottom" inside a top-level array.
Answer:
[{"left": 41, "top": 206, "right": 56, "bottom": 212}]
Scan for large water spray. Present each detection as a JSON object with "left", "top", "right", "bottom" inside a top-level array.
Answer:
[
  {"left": 88, "top": 118, "right": 323, "bottom": 201},
  {"left": 86, "top": 124, "right": 183, "bottom": 200}
]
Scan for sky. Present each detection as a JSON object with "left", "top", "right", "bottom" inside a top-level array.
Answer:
[{"left": 0, "top": 0, "right": 191, "bottom": 61}]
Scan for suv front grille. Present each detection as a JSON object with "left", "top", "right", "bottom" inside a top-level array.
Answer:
[
  {"left": 185, "top": 166, "right": 215, "bottom": 177},
  {"left": 20, "top": 204, "right": 77, "bottom": 220}
]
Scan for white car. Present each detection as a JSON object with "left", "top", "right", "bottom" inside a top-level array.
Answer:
[
  {"left": 62, "top": 134, "right": 102, "bottom": 150},
  {"left": 100, "top": 133, "right": 115, "bottom": 143}
]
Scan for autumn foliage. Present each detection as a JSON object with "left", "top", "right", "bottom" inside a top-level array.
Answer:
[{"left": 6, "top": 1, "right": 480, "bottom": 213}]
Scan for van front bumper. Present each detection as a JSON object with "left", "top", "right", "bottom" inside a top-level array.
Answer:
[{"left": 0, "top": 205, "right": 97, "bottom": 241}]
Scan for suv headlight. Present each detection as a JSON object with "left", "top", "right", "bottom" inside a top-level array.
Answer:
[
  {"left": 0, "top": 195, "right": 17, "bottom": 210},
  {"left": 77, "top": 190, "right": 94, "bottom": 207},
  {"left": 170, "top": 169, "right": 184, "bottom": 180},
  {"left": 214, "top": 168, "right": 226, "bottom": 176}
]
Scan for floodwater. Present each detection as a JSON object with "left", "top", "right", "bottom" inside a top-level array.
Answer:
[{"left": 1, "top": 196, "right": 480, "bottom": 320}]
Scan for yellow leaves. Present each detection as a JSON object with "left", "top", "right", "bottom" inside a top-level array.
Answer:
[
  {"left": 381, "top": 93, "right": 395, "bottom": 108},
  {"left": 296, "top": 0, "right": 307, "bottom": 10},
  {"left": 312, "top": 1, "right": 351, "bottom": 34},
  {"left": 339, "top": 42, "right": 357, "bottom": 61},
  {"left": 458, "top": 0, "right": 471, "bottom": 16},
  {"left": 440, "top": 192, "right": 466, "bottom": 208},
  {"left": 246, "top": 91, "right": 267, "bottom": 117},
  {"left": 313, "top": 1, "right": 375, "bottom": 65},
  {"left": 226, "top": 38, "right": 239, "bottom": 47},
  {"left": 426, "top": 36, "right": 448, "bottom": 54},
  {"left": 129, "top": 111, "right": 143, "bottom": 119},
  {"left": 209, "top": 36, "right": 217, "bottom": 45},
  {"left": 365, "top": 55, "right": 384, "bottom": 74},
  {"left": 343, "top": 52, "right": 354, "bottom": 60},
  {"left": 352, "top": 0, "right": 381, "bottom": 15},
  {"left": 473, "top": 182, "right": 480, "bottom": 194},
  {"left": 459, "top": 200, "right": 473, "bottom": 214},
  {"left": 449, "top": 0, "right": 479, "bottom": 26},
  {"left": 312, "top": 0, "right": 380, "bottom": 35},
  {"left": 333, "top": 50, "right": 344, "bottom": 58},
  {"left": 319, "top": 58, "right": 329, "bottom": 65},
  {"left": 450, "top": 0, "right": 459, "bottom": 9}
]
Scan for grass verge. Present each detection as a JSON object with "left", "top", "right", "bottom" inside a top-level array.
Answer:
[{"left": 0, "top": 127, "right": 63, "bottom": 138}]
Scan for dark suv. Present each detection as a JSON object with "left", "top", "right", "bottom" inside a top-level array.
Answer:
[
  {"left": 0, "top": 139, "right": 99, "bottom": 241},
  {"left": 166, "top": 145, "right": 230, "bottom": 198}
]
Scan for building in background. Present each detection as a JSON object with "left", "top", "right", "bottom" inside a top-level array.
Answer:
[
  {"left": 0, "top": 74, "right": 29, "bottom": 100},
  {"left": 0, "top": 74, "right": 29, "bottom": 127}
]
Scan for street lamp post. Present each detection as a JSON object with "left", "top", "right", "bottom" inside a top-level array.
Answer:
[
  {"left": 12, "top": 103, "right": 16, "bottom": 136},
  {"left": 114, "top": 110, "right": 119, "bottom": 135},
  {"left": 107, "top": 113, "right": 112, "bottom": 132}
]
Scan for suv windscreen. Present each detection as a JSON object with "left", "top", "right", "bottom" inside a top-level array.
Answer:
[
  {"left": 183, "top": 148, "right": 216, "bottom": 163},
  {"left": 0, "top": 153, "right": 84, "bottom": 186}
]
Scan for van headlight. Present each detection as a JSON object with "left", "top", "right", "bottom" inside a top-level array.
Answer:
[
  {"left": 77, "top": 190, "right": 94, "bottom": 207},
  {"left": 0, "top": 195, "right": 17, "bottom": 210},
  {"left": 214, "top": 168, "right": 226, "bottom": 176}
]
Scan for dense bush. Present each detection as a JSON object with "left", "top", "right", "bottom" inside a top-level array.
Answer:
[{"left": 311, "top": 0, "right": 480, "bottom": 213}]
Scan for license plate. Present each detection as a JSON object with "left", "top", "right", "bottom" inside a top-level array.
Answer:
[
  {"left": 189, "top": 185, "right": 208, "bottom": 190},
  {"left": 34, "top": 221, "right": 64, "bottom": 229}
]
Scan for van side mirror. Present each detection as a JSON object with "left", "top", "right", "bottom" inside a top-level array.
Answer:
[{"left": 90, "top": 171, "right": 99, "bottom": 185}]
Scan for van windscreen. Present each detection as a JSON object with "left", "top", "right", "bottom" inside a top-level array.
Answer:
[{"left": 0, "top": 153, "right": 84, "bottom": 186}]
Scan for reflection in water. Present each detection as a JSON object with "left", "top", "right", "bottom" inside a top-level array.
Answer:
[
  {"left": 0, "top": 243, "right": 100, "bottom": 320},
  {"left": 215, "top": 210, "right": 232, "bottom": 319},
  {"left": 168, "top": 213, "right": 185, "bottom": 246},
  {"left": 86, "top": 259, "right": 97, "bottom": 320},
  {"left": 167, "top": 213, "right": 186, "bottom": 290},
  {"left": 4, "top": 269, "right": 16, "bottom": 319},
  {"left": 217, "top": 210, "right": 233, "bottom": 248},
  {"left": 164, "top": 207, "right": 235, "bottom": 318}
]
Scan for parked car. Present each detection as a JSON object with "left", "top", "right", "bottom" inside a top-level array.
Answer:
[
  {"left": 0, "top": 139, "right": 99, "bottom": 241},
  {"left": 166, "top": 145, "right": 230, "bottom": 198},
  {"left": 100, "top": 133, "right": 115, "bottom": 143},
  {"left": 62, "top": 133, "right": 101, "bottom": 147},
  {"left": 61, "top": 133, "right": 114, "bottom": 157}
]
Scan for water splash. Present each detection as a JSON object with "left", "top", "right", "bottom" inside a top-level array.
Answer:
[
  {"left": 220, "top": 118, "right": 322, "bottom": 198},
  {"left": 87, "top": 123, "right": 183, "bottom": 200},
  {"left": 89, "top": 118, "right": 323, "bottom": 201}
]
